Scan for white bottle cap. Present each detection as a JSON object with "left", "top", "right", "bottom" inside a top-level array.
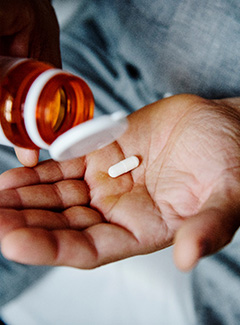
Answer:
[{"left": 49, "top": 111, "right": 128, "bottom": 161}]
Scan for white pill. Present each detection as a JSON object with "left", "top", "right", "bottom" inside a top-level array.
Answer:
[{"left": 108, "top": 156, "right": 140, "bottom": 178}]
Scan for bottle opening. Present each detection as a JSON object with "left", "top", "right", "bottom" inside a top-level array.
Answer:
[
  {"left": 36, "top": 74, "right": 94, "bottom": 145},
  {"left": 47, "top": 87, "right": 67, "bottom": 133}
]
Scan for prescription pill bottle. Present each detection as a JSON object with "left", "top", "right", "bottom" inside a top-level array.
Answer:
[{"left": 0, "top": 56, "right": 94, "bottom": 149}]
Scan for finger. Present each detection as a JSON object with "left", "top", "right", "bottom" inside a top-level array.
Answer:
[
  {"left": 5, "top": 29, "right": 30, "bottom": 57},
  {"left": 29, "top": 0, "right": 62, "bottom": 68},
  {"left": 0, "top": 3, "right": 30, "bottom": 35},
  {"left": 0, "top": 206, "right": 103, "bottom": 239},
  {"left": 0, "top": 158, "right": 86, "bottom": 190},
  {"left": 174, "top": 198, "right": 240, "bottom": 272},
  {"left": 0, "top": 180, "right": 89, "bottom": 209},
  {"left": 1, "top": 224, "right": 140, "bottom": 268},
  {"left": 15, "top": 148, "right": 39, "bottom": 167}
]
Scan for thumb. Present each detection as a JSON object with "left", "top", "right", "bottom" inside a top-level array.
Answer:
[
  {"left": 173, "top": 194, "right": 240, "bottom": 272},
  {"left": 15, "top": 147, "right": 39, "bottom": 167}
]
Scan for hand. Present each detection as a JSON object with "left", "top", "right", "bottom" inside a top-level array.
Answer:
[
  {"left": 0, "top": 0, "right": 61, "bottom": 166},
  {"left": 0, "top": 0, "right": 61, "bottom": 65},
  {"left": 0, "top": 94, "right": 239, "bottom": 271}
]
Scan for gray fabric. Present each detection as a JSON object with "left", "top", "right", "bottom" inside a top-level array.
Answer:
[
  {"left": 61, "top": 0, "right": 240, "bottom": 108},
  {"left": 192, "top": 231, "right": 240, "bottom": 325}
]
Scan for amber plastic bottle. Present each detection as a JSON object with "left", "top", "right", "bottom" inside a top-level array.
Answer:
[{"left": 0, "top": 56, "right": 94, "bottom": 149}]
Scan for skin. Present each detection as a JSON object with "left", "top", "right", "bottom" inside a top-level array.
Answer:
[
  {"left": 0, "top": 0, "right": 61, "bottom": 166},
  {"left": 0, "top": 94, "right": 239, "bottom": 271}
]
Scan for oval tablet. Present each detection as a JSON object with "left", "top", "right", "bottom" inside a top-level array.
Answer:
[{"left": 108, "top": 156, "right": 140, "bottom": 178}]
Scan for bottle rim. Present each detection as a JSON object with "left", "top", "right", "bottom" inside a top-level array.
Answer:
[{"left": 24, "top": 69, "right": 69, "bottom": 149}]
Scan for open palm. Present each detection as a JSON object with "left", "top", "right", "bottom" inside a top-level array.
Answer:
[{"left": 0, "top": 94, "right": 240, "bottom": 271}]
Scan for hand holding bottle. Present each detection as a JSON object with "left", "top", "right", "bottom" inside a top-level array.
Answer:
[
  {"left": 0, "top": 0, "right": 61, "bottom": 66},
  {"left": 0, "top": 0, "right": 61, "bottom": 166}
]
